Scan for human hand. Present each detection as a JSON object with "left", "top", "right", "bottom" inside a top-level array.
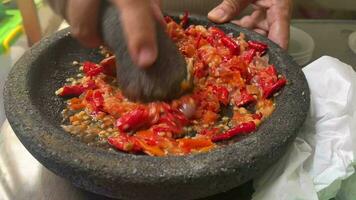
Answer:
[
  {"left": 65, "top": 0, "right": 163, "bottom": 68},
  {"left": 208, "top": 0, "right": 292, "bottom": 49}
]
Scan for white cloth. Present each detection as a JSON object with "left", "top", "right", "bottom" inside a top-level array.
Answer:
[{"left": 252, "top": 56, "right": 356, "bottom": 200}]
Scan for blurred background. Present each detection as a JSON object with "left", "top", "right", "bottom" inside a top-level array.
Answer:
[
  {"left": 162, "top": 0, "right": 356, "bottom": 19},
  {"left": 0, "top": 0, "right": 356, "bottom": 124}
]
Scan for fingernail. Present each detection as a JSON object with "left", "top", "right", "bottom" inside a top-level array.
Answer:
[
  {"left": 208, "top": 8, "right": 227, "bottom": 20},
  {"left": 137, "top": 46, "right": 156, "bottom": 68}
]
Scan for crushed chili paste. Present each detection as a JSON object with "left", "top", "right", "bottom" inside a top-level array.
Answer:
[{"left": 56, "top": 15, "right": 286, "bottom": 156}]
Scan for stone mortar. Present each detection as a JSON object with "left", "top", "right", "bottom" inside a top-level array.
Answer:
[{"left": 4, "top": 14, "right": 310, "bottom": 200}]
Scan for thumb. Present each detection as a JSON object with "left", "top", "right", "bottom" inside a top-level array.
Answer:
[
  {"left": 114, "top": 0, "right": 158, "bottom": 68},
  {"left": 208, "top": 0, "right": 253, "bottom": 23}
]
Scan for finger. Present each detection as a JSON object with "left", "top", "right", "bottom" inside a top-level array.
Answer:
[
  {"left": 252, "top": 9, "right": 268, "bottom": 31},
  {"left": 233, "top": 9, "right": 264, "bottom": 29},
  {"left": 254, "top": 0, "right": 273, "bottom": 9},
  {"left": 67, "top": 0, "right": 102, "bottom": 48},
  {"left": 267, "top": 9, "right": 290, "bottom": 49},
  {"left": 208, "top": 0, "right": 253, "bottom": 23},
  {"left": 268, "top": 19, "right": 289, "bottom": 49},
  {"left": 253, "top": 28, "right": 267, "bottom": 36},
  {"left": 255, "top": 19, "right": 268, "bottom": 32},
  {"left": 233, "top": 16, "right": 255, "bottom": 29},
  {"left": 114, "top": 0, "right": 158, "bottom": 68},
  {"left": 153, "top": 0, "right": 161, "bottom": 7},
  {"left": 151, "top": 0, "right": 165, "bottom": 26}
]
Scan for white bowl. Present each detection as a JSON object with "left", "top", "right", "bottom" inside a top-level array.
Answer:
[
  {"left": 288, "top": 26, "right": 315, "bottom": 66},
  {"left": 348, "top": 31, "right": 356, "bottom": 54}
]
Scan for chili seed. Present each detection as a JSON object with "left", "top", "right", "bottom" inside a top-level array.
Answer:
[
  {"left": 66, "top": 78, "right": 74, "bottom": 82},
  {"left": 100, "top": 124, "right": 106, "bottom": 129},
  {"left": 72, "top": 121, "right": 80, "bottom": 126},
  {"left": 239, "top": 108, "right": 248, "bottom": 114},
  {"left": 157, "top": 132, "right": 165, "bottom": 136},
  {"left": 222, "top": 116, "right": 229, "bottom": 121}
]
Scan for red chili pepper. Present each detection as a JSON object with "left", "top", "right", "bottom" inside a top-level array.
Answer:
[
  {"left": 172, "top": 110, "right": 190, "bottom": 126},
  {"left": 163, "top": 111, "right": 186, "bottom": 126},
  {"left": 221, "top": 36, "right": 240, "bottom": 55},
  {"left": 58, "top": 79, "right": 98, "bottom": 97},
  {"left": 152, "top": 126, "right": 172, "bottom": 133},
  {"left": 212, "top": 85, "right": 229, "bottom": 105},
  {"left": 160, "top": 103, "right": 174, "bottom": 114},
  {"left": 248, "top": 40, "right": 267, "bottom": 54},
  {"left": 85, "top": 90, "right": 104, "bottom": 112},
  {"left": 193, "top": 61, "right": 207, "bottom": 78},
  {"left": 264, "top": 65, "right": 278, "bottom": 77},
  {"left": 200, "top": 128, "right": 220, "bottom": 136},
  {"left": 92, "top": 91, "right": 104, "bottom": 111},
  {"left": 143, "top": 137, "right": 159, "bottom": 146},
  {"left": 164, "top": 16, "right": 173, "bottom": 23},
  {"left": 263, "top": 77, "right": 287, "bottom": 98},
  {"left": 58, "top": 85, "right": 85, "bottom": 97},
  {"left": 255, "top": 66, "right": 278, "bottom": 91},
  {"left": 154, "top": 109, "right": 188, "bottom": 134},
  {"left": 252, "top": 112, "right": 263, "bottom": 120},
  {"left": 108, "top": 134, "right": 142, "bottom": 153},
  {"left": 152, "top": 124, "right": 181, "bottom": 135},
  {"left": 195, "top": 34, "right": 202, "bottom": 49},
  {"left": 159, "top": 113, "right": 177, "bottom": 127},
  {"left": 243, "top": 49, "right": 256, "bottom": 64},
  {"left": 209, "top": 27, "right": 226, "bottom": 38},
  {"left": 178, "top": 137, "right": 214, "bottom": 153},
  {"left": 83, "top": 62, "right": 104, "bottom": 77},
  {"left": 211, "top": 121, "right": 256, "bottom": 142},
  {"left": 84, "top": 80, "right": 97, "bottom": 90},
  {"left": 235, "top": 88, "right": 255, "bottom": 107},
  {"left": 209, "top": 27, "right": 240, "bottom": 55},
  {"left": 180, "top": 11, "right": 189, "bottom": 27},
  {"left": 205, "top": 36, "right": 215, "bottom": 46},
  {"left": 116, "top": 108, "right": 150, "bottom": 132}
]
